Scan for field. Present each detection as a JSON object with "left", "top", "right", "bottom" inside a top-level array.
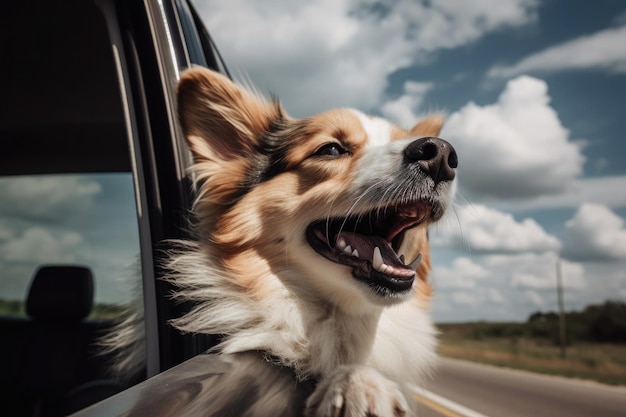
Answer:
[{"left": 438, "top": 322, "right": 626, "bottom": 386}]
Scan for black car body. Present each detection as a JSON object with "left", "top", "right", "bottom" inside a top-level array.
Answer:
[{"left": 0, "top": 0, "right": 244, "bottom": 415}]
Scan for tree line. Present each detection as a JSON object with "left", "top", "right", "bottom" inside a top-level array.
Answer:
[
  {"left": 437, "top": 300, "right": 626, "bottom": 345},
  {"left": 528, "top": 300, "right": 626, "bottom": 344}
]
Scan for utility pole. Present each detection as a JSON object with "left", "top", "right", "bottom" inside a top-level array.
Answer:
[{"left": 556, "top": 258, "right": 567, "bottom": 359}]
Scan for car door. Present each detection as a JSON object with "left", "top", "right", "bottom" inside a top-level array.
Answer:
[{"left": 0, "top": 0, "right": 227, "bottom": 414}]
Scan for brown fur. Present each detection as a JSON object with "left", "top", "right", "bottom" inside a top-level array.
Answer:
[
  {"left": 172, "top": 67, "right": 451, "bottom": 416},
  {"left": 179, "top": 71, "right": 442, "bottom": 302}
]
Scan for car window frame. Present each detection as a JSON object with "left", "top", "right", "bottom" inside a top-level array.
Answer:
[{"left": 98, "top": 0, "right": 229, "bottom": 378}]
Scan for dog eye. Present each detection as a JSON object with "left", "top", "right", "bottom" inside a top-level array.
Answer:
[{"left": 314, "top": 143, "right": 348, "bottom": 157}]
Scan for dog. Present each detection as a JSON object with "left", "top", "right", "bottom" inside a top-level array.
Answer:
[
  {"left": 169, "top": 67, "right": 458, "bottom": 416},
  {"left": 111, "top": 67, "right": 457, "bottom": 417}
]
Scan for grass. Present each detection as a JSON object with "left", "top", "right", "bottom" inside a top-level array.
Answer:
[
  {"left": 437, "top": 324, "right": 626, "bottom": 386},
  {"left": 0, "top": 299, "right": 25, "bottom": 316}
]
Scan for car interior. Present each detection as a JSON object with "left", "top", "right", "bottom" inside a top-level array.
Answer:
[
  {"left": 0, "top": 266, "right": 124, "bottom": 416},
  {"left": 1, "top": 1, "right": 130, "bottom": 177},
  {"left": 1, "top": 1, "right": 135, "bottom": 416}
]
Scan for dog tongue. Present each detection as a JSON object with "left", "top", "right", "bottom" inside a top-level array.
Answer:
[{"left": 336, "top": 231, "right": 404, "bottom": 268}]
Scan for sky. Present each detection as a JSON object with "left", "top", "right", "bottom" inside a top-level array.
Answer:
[
  {"left": 191, "top": 0, "right": 626, "bottom": 322},
  {"left": 0, "top": 174, "right": 141, "bottom": 307},
  {"left": 1, "top": 0, "right": 625, "bottom": 324}
]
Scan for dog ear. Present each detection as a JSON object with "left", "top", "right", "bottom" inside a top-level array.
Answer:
[
  {"left": 409, "top": 115, "right": 444, "bottom": 137},
  {"left": 177, "top": 67, "right": 283, "bottom": 162}
]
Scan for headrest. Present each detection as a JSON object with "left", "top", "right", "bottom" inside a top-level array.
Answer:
[{"left": 26, "top": 265, "right": 94, "bottom": 322}]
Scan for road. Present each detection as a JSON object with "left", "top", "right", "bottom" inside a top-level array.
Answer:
[{"left": 413, "top": 357, "right": 626, "bottom": 417}]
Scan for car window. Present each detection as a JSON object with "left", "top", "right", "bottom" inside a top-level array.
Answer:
[
  {"left": 0, "top": 0, "right": 143, "bottom": 322},
  {"left": 0, "top": 173, "right": 141, "bottom": 320}
]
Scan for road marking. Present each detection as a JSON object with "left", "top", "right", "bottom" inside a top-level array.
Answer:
[
  {"left": 413, "top": 387, "right": 490, "bottom": 417},
  {"left": 414, "top": 392, "right": 464, "bottom": 417}
]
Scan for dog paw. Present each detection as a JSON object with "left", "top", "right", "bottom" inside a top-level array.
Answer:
[{"left": 305, "top": 366, "right": 409, "bottom": 417}]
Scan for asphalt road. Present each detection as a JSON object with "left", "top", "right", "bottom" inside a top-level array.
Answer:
[{"left": 416, "top": 357, "right": 626, "bottom": 417}]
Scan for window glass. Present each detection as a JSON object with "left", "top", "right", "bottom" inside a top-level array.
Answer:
[
  {"left": 0, "top": 0, "right": 142, "bottom": 324},
  {"left": 0, "top": 173, "right": 142, "bottom": 319},
  {"left": 0, "top": 1, "right": 147, "bottom": 412}
]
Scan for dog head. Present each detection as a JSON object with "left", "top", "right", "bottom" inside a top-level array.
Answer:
[{"left": 178, "top": 68, "right": 457, "bottom": 314}]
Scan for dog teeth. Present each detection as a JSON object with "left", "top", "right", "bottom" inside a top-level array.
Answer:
[
  {"left": 372, "top": 247, "right": 419, "bottom": 277},
  {"left": 336, "top": 239, "right": 360, "bottom": 258},
  {"left": 408, "top": 253, "right": 422, "bottom": 271},
  {"left": 373, "top": 247, "right": 383, "bottom": 271}
]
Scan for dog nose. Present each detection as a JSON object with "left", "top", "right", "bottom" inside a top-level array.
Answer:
[{"left": 404, "top": 137, "right": 458, "bottom": 183}]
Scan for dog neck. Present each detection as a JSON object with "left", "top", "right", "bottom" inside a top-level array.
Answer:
[
  {"left": 304, "top": 299, "right": 383, "bottom": 378},
  {"left": 166, "top": 240, "right": 384, "bottom": 380}
]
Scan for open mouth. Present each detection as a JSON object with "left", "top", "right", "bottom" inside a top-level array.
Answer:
[{"left": 306, "top": 202, "right": 431, "bottom": 297}]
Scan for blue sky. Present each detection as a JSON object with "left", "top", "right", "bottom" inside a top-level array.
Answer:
[
  {"left": 2, "top": 0, "right": 624, "bottom": 323},
  {"left": 192, "top": 0, "right": 626, "bottom": 321}
]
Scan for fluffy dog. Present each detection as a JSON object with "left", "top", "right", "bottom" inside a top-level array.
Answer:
[{"left": 131, "top": 67, "right": 456, "bottom": 416}]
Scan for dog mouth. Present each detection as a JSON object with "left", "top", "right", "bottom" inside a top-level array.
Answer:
[{"left": 306, "top": 202, "right": 431, "bottom": 297}]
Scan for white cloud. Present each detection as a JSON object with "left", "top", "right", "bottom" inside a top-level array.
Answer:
[
  {"left": 492, "top": 175, "right": 626, "bottom": 211},
  {"left": 431, "top": 249, "right": 626, "bottom": 320},
  {"left": 563, "top": 262, "right": 626, "bottom": 308},
  {"left": 194, "top": 0, "right": 538, "bottom": 116},
  {"left": 432, "top": 256, "right": 490, "bottom": 289},
  {"left": 0, "top": 227, "right": 83, "bottom": 264},
  {"left": 487, "top": 288, "right": 507, "bottom": 304},
  {"left": 490, "top": 252, "right": 587, "bottom": 291},
  {"left": 488, "top": 25, "right": 626, "bottom": 78},
  {"left": 563, "top": 203, "right": 626, "bottom": 261},
  {"left": 522, "top": 290, "right": 544, "bottom": 307},
  {"left": 431, "top": 251, "right": 597, "bottom": 320},
  {"left": 0, "top": 224, "right": 13, "bottom": 241},
  {"left": 510, "top": 273, "right": 550, "bottom": 290},
  {"left": 450, "top": 291, "right": 480, "bottom": 307},
  {"left": 381, "top": 81, "right": 434, "bottom": 128},
  {"left": 447, "top": 287, "right": 507, "bottom": 308},
  {"left": 0, "top": 176, "right": 101, "bottom": 221},
  {"left": 433, "top": 204, "right": 561, "bottom": 253},
  {"left": 442, "top": 76, "right": 585, "bottom": 199}
]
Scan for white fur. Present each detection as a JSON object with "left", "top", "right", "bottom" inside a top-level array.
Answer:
[
  {"left": 166, "top": 240, "right": 427, "bottom": 415},
  {"left": 370, "top": 301, "right": 438, "bottom": 384},
  {"left": 305, "top": 366, "right": 409, "bottom": 417},
  {"left": 166, "top": 241, "right": 387, "bottom": 380},
  {"left": 352, "top": 138, "right": 413, "bottom": 192},
  {"left": 350, "top": 109, "right": 393, "bottom": 147}
]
